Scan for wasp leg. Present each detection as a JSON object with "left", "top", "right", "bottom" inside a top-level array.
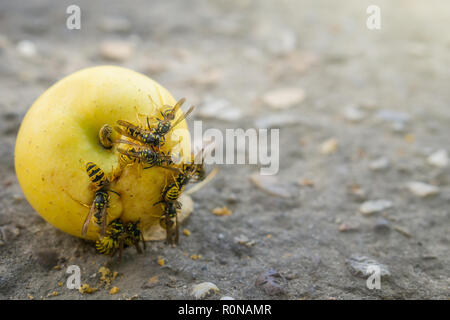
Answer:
[
  {"left": 174, "top": 213, "right": 179, "bottom": 246},
  {"left": 141, "top": 232, "right": 146, "bottom": 251},
  {"left": 135, "top": 242, "right": 143, "bottom": 254}
]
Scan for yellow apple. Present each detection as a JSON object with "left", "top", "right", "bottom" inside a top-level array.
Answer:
[{"left": 14, "top": 66, "right": 191, "bottom": 241}]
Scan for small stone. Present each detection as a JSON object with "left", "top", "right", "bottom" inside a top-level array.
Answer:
[
  {"left": 0, "top": 225, "right": 20, "bottom": 242},
  {"left": 99, "top": 41, "right": 133, "bottom": 61},
  {"left": 262, "top": 88, "right": 305, "bottom": 109},
  {"left": 343, "top": 105, "right": 365, "bottom": 122},
  {"left": 375, "top": 109, "right": 411, "bottom": 123},
  {"left": 250, "top": 174, "right": 295, "bottom": 198},
  {"left": 393, "top": 226, "right": 411, "bottom": 238},
  {"left": 16, "top": 40, "right": 37, "bottom": 58},
  {"left": 191, "top": 282, "right": 219, "bottom": 299},
  {"left": 99, "top": 16, "right": 131, "bottom": 33},
  {"left": 319, "top": 138, "right": 339, "bottom": 155},
  {"left": 374, "top": 218, "right": 391, "bottom": 233},
  {"left": 369, "top": 157, "right": 390, "bottom": 171},
  {"left": 359, "top": 200, "right": 393, "bottom": 215},
  {"left": 198, "top": 98, "right": 242, "bottom": 121},
  {"left": 346, "top": 255, "right": 390, "bottom": 278},
  {"left": 427, "top": 149, "right": 448, "bottom": 168},
  {"left": 375, "top": 109, "right": 411, "bottom": 132},
  {"left": 109, "top": 287, "right": 119, "bottom": 295},
  {"left": 255, "top": 270, "right": 285, "bottom": 296},
  {"left": 12, "top": 194, "right": 25, "bottom": 201},
  {"left": 406, "top": 182, "right": 440, "bottom": 197},
  {"left": 298, "top": 178, "right": 315, "bottom": 187},
  {"left": 220, "top": 296, "right": 235, "bottom": 300},
  {"left": 183, "top": 229, "right": 191, "bottom": 236},
  {"left": 234, "top": 234, "right": 256, "bottom": 247},
  {"left": 338, "top": 222, "right": 360, "bottom": 232},
  {"left": 212, "top": 206, "right": 232, "bottom": 216},
  {"left": 348, "top": 184, "right": 367, "bottom": 201}
]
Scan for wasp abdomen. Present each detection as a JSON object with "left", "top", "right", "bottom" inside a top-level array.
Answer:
[{"left": 86, "top": 162, "right": 108, "bottom": 188}]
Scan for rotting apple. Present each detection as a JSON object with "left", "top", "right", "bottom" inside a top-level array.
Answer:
[{"left": 14, "top": 65, "right": 192, "bottom": 241}]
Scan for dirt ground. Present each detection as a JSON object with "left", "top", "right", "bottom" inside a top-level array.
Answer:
[{"left": 0, "top": 0, "right": 449, "bottom": 300}]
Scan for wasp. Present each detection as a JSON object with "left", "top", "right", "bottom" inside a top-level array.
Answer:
[
  {"left": 115, "top": 141, "right": 176, "bottom": 170},
  {"left": 152, "top": 163, "right": 199, "bottom": 245},
  {"left": 71, "top": 162, "right": 120, "bottom": 238},
  {"left": 114, "top": 120, "right": 163, "bottom": 148},
  {"left": 154, "top": 145, "right": 209, "bottom": 207},
  {"left": 152, "top": 97, "right": 194, "bottom": 140},
  {"left": 114, "top": 97, "right": 194, "bottom": 149},
  {"left": 153, "top": 164, "right": 194, "bottom": 205},
  {"left": 95, "top": 219, "right": 145, "bottom": 261},
  {"left": 159, "top": 201, "right": 181, "bottom": 245}
]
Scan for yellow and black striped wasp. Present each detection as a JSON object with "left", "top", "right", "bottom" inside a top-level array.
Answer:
[
  {"left": 67, "top": 162, "right": 120, "bottom": 238},
  {"left": 114, "top": 97, "right": 194, "bottom": 149},
  {"left": 115, "top": 141, "right": 177, "bottom": 170},
  {"left": 153, "top": 160, "right": 202, "bottom": 245},
  {"left": 159, "top": 201, "right": 182, "bottom": 245},
  {"left": 152, "top": 97, "right": 194, "bottom": 141},
  {"left": 95, "top": 218, "right": 145, "bottom": 261}
]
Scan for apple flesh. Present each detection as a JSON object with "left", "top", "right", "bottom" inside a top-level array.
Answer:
[{"left": 14, "top": 66, "right": 191, "bottom": 240}]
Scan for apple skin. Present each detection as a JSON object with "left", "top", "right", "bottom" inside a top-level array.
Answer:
[{"left": 14, "top": 66, "right": 191, "bottom": 241}]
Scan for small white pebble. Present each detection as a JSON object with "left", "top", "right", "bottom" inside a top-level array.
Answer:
[
  {"left": 427, "top": 149, "right": 448, "bottom": 168},
  {"left": 262, "top": 87, "right": 305, "bottom": 109},
  {"left": 343, "top": 105, "right": 365, "bottom": 122},
  {"left": 360, "top": 200, "right": 392, "bottom": 215},
  {"left": 220, "top": 296, "right": 235, "bottom": 300},
  {"left": 16, "top": 40, "right": 37, "bottom": 58},
  {"left": 406, "top": 182, "right": 440, "bottom": 198},
  {"left": 369, "top": 157, "right": 390, "bottom": 171},
  {"left": 99, "top": 40, "right": 133, "bottom": 61},
  {"left": 191, "top": 282, "right": 219, "bottom": 299},
  {"left": 319, "top": 138, "right": 339, "bottom": 155}
]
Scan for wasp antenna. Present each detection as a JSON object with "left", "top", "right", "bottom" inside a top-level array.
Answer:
[{"left": 109, "top": 190, "right": 121, "bottom": 197}]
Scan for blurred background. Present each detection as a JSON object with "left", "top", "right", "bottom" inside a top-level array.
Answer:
[{"left": 0, "top": 0, "right": 448, "bottom": 299}]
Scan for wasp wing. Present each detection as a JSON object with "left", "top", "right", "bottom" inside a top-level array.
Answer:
[
  {"left": 98, "top": 205, "right": 108, "bottom": 238},
  {"left": 81, "top": 202, "right": 96, "bottom": 237}
]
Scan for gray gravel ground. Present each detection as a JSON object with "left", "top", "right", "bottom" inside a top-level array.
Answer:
[{"left": 0, "top": 0, "right": 449, "bottom": 299}]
